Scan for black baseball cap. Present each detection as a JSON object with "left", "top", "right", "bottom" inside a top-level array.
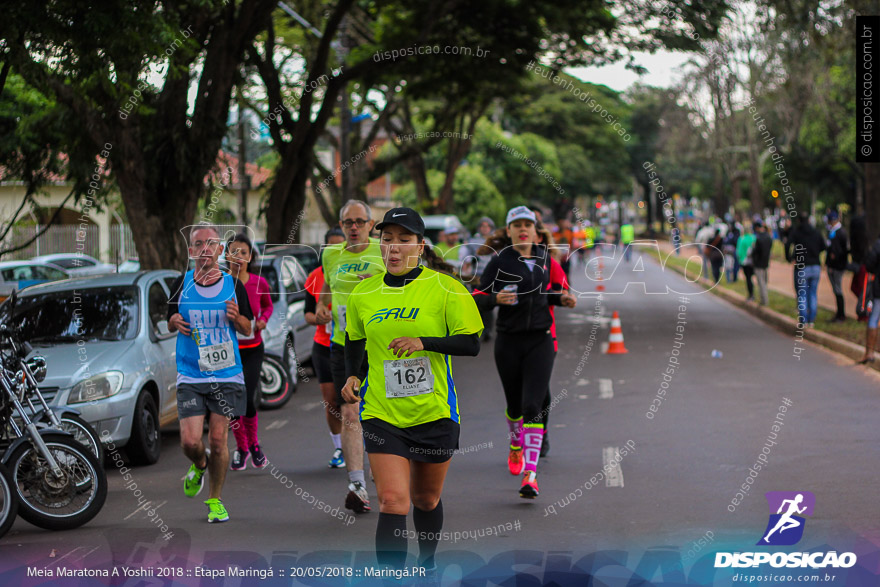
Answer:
[{"left": 375, "top": 207, "right": 425, "bottom": 236}]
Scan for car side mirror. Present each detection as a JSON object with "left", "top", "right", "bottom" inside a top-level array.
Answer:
[{"left": 157, "top": 320, "right": 170, "bottom": 336}]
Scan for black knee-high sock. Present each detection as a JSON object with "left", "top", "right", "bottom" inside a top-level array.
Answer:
[
  {"left": 376, "top": 513, "right": 408, "bottom": 569},
  {"left": 412, "top": 499, "right": 443, "bottom": 568}
]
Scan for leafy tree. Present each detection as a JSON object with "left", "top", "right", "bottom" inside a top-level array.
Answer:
[{"left": 4, "top": 0, "right": 277, "bottom": 269}]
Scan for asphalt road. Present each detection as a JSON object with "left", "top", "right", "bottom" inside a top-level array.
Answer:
[{"left": 2, "top": 246, "right": 879, "bottom": 586}]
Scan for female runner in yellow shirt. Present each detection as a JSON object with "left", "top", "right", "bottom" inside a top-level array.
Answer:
[{"left": 341, "top": 207, "right": 483, "bottom": 573}]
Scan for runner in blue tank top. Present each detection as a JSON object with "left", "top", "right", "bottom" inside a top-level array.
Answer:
[{"left": 167, "top": 223, "right": 254, "bottom": 523}]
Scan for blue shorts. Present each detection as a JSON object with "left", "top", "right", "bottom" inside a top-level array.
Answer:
[{"left": 869, "top": 300, "right": 880, "bottom": 329}]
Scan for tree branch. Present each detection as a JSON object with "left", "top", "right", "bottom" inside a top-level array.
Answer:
[{"left": 0, "top": 188, "right": 76, "bottom": 258}]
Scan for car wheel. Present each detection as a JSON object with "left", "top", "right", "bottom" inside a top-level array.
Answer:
[
  {"left": 125, "top": 391, "right": 161, "bottom": 465},
  {"left": 260, "top": 355, "right": 293, "bottom": 410}
]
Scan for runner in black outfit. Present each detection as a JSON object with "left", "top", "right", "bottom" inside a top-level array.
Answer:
[{"left": 472, "top": 206, "right": 576, "bottom": 498}]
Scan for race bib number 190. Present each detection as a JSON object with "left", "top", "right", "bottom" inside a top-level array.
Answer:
[
  {"left": 198, "top": 340, "right": 236, "bottom": 372},
  {"left": 384, "top": 356, "right": 433, "bottom": 398}
]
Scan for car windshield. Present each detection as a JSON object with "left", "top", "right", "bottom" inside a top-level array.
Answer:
[{"left": 12, "top": 286, "right": 139, "bottom": 343}]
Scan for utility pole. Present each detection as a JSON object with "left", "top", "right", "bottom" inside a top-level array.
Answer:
[
  {"left": 237, "top": 98, "right": 250, "bottom": 227},
  {"left": 337, "top": 16, "right": 352, "bottom": 203}
]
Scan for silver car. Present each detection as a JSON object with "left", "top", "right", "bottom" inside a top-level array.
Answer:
[
  {"left": 251, "top": 246, "right": 317, "bottom": 409},
  {"left": 9, "top": 271, "right": 181, "bottom": 465},
  {"left": 32, "top": 253, "right": 117, "bottom": 275},
  {"left": 0, "top": 260, "right": 70, "bottom": 301}
]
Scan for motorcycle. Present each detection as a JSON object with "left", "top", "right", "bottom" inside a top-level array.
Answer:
[{"left": 0, "top": 293, "right": 107, "bottom": 531}]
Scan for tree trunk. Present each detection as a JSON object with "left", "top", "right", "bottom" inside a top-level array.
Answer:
[
  {"left": 642, "top": 182, "right": 654, "bottom": 236},
  {"left": 865, "top": 162, "right": 880, "bottom": 240},
  {"left": 265, "top": 144, "right": 312, "bottom": 244}
]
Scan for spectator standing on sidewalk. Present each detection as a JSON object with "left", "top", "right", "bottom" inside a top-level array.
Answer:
[
  {"left": 824, "top": 211, "right": 849, "bottom": 323},
  {"left": 752, "top": 221, "right": 773, "bottom": 306},
  {"left": 849, "top": 214, "right": 870, "bottom": 322},
  {"left": 859, "top": 232, "right": 880, "bottom": 363},
  {"left": 705, "top": 228, "right": 725, "bottom": 283},
  {"left": 786, "top": 216, "right": 826, "bottom": 327},
  {"left": 723, "top": 222, "right": 740, "bottom": 283},
  {"left": 737, "top": 225, "right": 757, "bottom": 301}
]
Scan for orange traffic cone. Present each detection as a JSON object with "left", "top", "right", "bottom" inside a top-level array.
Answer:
[{"left": 606, "top": 311, "right": 628, "bottom": 354}]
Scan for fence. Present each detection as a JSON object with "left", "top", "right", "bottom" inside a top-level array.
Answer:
[
  {"left": 110, "top": 224, "right": 138, "bottom": 263},
  {"left": 0, "top": 225, "right": 101, "bottom": 260}
]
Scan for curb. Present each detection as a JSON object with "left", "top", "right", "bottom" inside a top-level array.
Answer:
[{"left": 652, "top": 255, "right": 879, "bottom": 371}]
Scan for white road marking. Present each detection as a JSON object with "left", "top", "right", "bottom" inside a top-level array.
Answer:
[
  {"left": 125, "top": 499, "right": 167, "bottom": 521},
  {"left": 46, "top": 547, "right": 84, "bottom": 567},
  {"left": 600, "top": 342, "right": 610, "bottom": 354},
  {"left": 266, "top": 419, "right": 288, "bottom": 430},
  {"left": 603, "top": 447, "right": 624, "bottom": 487},
  {"left": 577, "top": 394, "right": 589, "bottom": 400},
  {"left": 599, "top": 378, "right": 614, "bottom": 399},
  {"left": 300, "top": 401, "right": 324, "bottom": 412},
  {"left": 576, "top": 378, "right": 590, "bottom": 386},
  {"left": 72, "top": 546, "right": 101, "bottom": 563}
]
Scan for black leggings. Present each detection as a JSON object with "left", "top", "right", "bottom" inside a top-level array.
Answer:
[
  {"left": 742, "top": 265, "right": 755, "bottom": 299},
  {"left": 494, "top": 331, "right": 555, "bottom": 425},
  {"left": 541, "top": 349, "right": 558, "bottom": 426},
  {"left": 239, "top": 344, "right": 264, "bottom": 419}
]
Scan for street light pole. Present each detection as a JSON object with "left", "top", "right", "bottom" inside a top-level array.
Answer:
[{"left": 237, "top": 100, "right": 249, "bottom": 227}]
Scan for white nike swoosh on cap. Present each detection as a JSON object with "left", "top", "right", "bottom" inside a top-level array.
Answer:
[{"left": 392, "top": 213, "right": 406, "bottom": 217}]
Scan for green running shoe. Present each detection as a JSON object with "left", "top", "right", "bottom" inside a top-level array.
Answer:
[
  {"left": 205, "top": 498, "right": 229, "bottom": 523},
  {"left": 183, "top": 462, "right": 207, "bottom": 498}
]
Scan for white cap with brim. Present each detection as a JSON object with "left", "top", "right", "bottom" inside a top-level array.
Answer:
[{"left": 506, "top": 205, "right": 537, "bottom": 226}]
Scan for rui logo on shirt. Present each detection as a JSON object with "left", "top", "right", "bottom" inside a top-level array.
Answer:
[
  {"left": 368, "top": 307, "right": 420, "bottom": 325},
  {"left": 337, "top": 262, "right": 371, "bottom": 274}
]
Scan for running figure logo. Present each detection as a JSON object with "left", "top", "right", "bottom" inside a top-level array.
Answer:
[{"left": 757, "top": 491, "right": 815, "bottom": 546}]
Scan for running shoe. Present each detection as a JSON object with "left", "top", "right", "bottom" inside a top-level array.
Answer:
[
  {"left": 230, "top": 449, "right": 249, "bottom": 471},
  {"left": 519, "top": 471, "right": 539, "bottom": 499},
  {"left": 205, "top": 498, "right": 229, "bottom": 523},
  {"left": 507, "top": 447, "right": 524, "bottom": 475},
  {"left": 345, "top": 481, "right": 372, "bottom": 513},
  {"left": 250, "top": 444, "right": 268, "bottom": 468},
  {"left": 183, "top": 461, "right": 207, "bottom": 498},
  {"left": 328, "top": 448, "right": 345, "bottom": 468}
]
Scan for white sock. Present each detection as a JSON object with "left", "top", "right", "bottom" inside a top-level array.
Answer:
[
  {"left": 349, "top": 470, "right": 366, "bottom": 486},
  {"left": 331, "top": 433, "right": 342, "bottom": 450}
]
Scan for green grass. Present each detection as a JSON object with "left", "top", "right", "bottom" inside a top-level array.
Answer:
[{"left": 645, "top": 249, "right": 867, "bottom": 347}]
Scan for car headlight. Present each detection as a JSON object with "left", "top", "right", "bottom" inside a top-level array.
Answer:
[{"left": 68, "top": 371, "right": 124, "bottom": 404}]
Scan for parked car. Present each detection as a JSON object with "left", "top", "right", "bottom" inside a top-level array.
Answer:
[
  {"left": 6, "top": 270, "right": 181, "bottom": 465},
  {"left": 116, "top": 259, "right": 141, "bottom": 273},
  {"left": 32, "top": 253, "right": 117, "bottom": 276},
  {"left": 0, "top": 260, "right": 70, "bottom": 302},
  {"left": 250, "top": 246, "right": 318, "bottom": 409}
]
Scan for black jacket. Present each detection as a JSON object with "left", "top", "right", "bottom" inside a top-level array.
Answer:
[
  {"left": 864, "top": 239, "right": 880, "bottom": 298},
  {"left": 752, "top": 232, "right": 773, "bottom": 269},
  {"left": 785, "top": 224, "right": 825, "bottom": 266},
  {"left": 825, "top": 225, "right": 849, "bottom": 270},
  {"left": 474, "top": 244, "right": 562, "bottom": 334}
]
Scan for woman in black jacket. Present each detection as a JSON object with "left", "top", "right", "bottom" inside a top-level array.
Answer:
[{"left": 473, "top": 206, "right": 576, "bottom": 499}]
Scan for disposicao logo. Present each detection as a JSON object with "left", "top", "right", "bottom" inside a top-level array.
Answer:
[
  {"left": 714, "top": 491, "right": 857, "bottom": 570},
  {"left": 758, "top": 491, "right": 814, "bottom": 546}
]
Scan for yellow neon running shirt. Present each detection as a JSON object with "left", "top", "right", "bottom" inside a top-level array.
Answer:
[
  {"left": 321, "top": 238, "right": 385, "bottom": 346},
  {"left": 345, "top": 268, "right": 483, "bottom": 428}
]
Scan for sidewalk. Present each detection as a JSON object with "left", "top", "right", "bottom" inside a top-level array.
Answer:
[
  {"left": 657, "top": 241, "right": 858, "bottom": 318},
  {"left": 647, "top": 241, "right": 879, "bottom": 371}
]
